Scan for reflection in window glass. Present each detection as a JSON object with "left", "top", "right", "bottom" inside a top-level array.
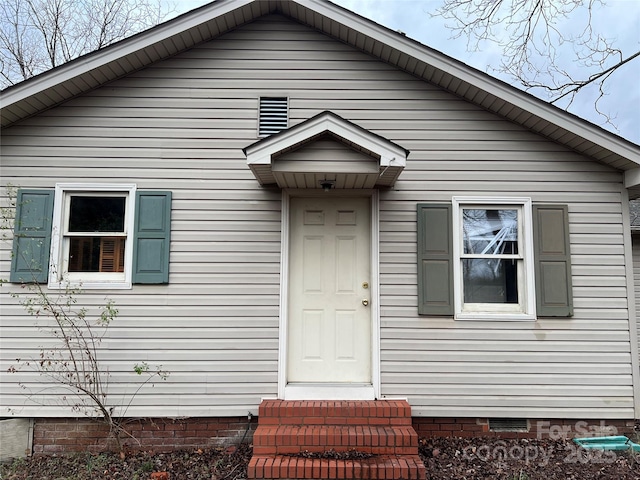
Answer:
[
  {"left": 462, "top": 208, "right": 519, "bottom": 305},
  {"left": 463, "top": 258, "right": 518, "bottom": 303},
  {"left": 463, "top": 209, "right": 518, "bottom": 255}
]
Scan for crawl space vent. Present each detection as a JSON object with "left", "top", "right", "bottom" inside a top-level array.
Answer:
[
  {"left": 488, "top": 418, "right": 529, "bottom": 432},
  {"left": 259, "top": 97, "right": 288, "bottom": 136}
]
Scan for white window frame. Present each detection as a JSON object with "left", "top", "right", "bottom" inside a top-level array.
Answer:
[
  {"left": 49, "top": 183, "right": 136, "bottom": 290},
  {"left": 452, "top": 196, "right": 536, "bottom": 321}
]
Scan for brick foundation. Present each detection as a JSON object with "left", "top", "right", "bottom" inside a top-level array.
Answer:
[
  {"left": 412, "top": 417, "right": 636, "bottom": 440},
  {"left": 32, "top": 416, "right": 255, "bottom": 455},
  {"left": 31, "top": 416, "right": 637, "bottom": 455}
]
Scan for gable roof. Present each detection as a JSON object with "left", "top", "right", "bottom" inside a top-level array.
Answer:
[
  {"left": 244, "top": 111, "right": 409, "bottom": 188},
  {"left": 2, "top": 0, "right": 640, "bottom": 185}
]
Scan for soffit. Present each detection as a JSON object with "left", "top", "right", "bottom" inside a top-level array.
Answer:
[{"left": 1, "top": 0, "right": 639, "bottom": 175}]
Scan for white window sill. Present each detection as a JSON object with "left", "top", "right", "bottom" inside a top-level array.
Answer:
[
  {"left": 48, "top": 280, "right": 132, "bottom": 290},
  {"left": 455, "top": 312, "right": 536, "bottom": 322}
]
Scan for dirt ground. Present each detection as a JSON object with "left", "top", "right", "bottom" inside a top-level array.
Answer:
[
  {"left": 1, "top": 437, "right": 639, "bottom": 479},
  {"left": 419, "top": 436, "right": 640, "bottom": 479}
]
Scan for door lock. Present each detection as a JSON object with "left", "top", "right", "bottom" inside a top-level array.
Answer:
[{"left": 362, "top": 299, "right": 369, "bottom": 306}]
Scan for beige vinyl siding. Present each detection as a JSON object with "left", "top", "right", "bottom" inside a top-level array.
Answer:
[
  {"left": 0, "top": 14, "right": 633, "bottom": 418},
  {"left": 274, "top": 138, "right": 379, "bottom": 174}
]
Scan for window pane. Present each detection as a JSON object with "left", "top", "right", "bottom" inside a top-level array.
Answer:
[
  {"left": 462, "top": 258, "right": 518, "bottom": 304},
  {"left": 69, "top": 196, "right": 125, "bottom": 232},
  {"left": 463, "top": 209, "right": 518, "bottom": 255},
  {"left": 69, "top": 237, "right": 125, "bottom": 272}
]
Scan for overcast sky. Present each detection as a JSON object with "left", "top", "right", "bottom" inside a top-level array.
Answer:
[{"left": 174, "top": 0, "right": 640, "bottom": 145}]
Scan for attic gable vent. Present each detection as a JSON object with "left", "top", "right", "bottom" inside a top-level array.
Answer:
[{"left": 259, "top": 97, "right": 288, "bottom": 136}]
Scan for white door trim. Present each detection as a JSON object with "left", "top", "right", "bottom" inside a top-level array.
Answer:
[{"left": 277, "top": 189, "right": 380, "bottom": 400}]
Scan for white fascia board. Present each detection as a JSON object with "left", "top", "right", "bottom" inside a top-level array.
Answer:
[
  {"left": 305, "top": 0, "right": 640, "bottom": 164},
  {"left": 247, "top": 155, "right": 273, "bottom": 166},
  {"left": 245, "top": 112, "right": 408, "bottom": 167},
  {"left": 1, "top": 0, "right": 253, "bottom": 108}
]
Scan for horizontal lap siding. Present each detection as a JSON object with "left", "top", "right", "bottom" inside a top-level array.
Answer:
[
  {"left": 380, "top": 192, "right": 630, "bottom": 417},
  {"left": 0, "top": 15, "right": 633, "bottom": 418}
]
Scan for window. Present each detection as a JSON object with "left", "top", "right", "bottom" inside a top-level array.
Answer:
[
  {"left": 259, "top": 97, "right": 288, "bottom": 136},
  {"left": 50, "top": 184, "right": 136, "bottom": 288},
  {"left": 461, "top": 208, "right": 520, "bottom": 307},
  {"left": 11, "top": 185, "right": 172, "bottom": 288},
  {"left": 417, "top": 200, "right": 572, "bottom": 319},
  {"left": 66, "top": 195, "right": 127, "bottom": 274},
  {"left": 453, "top": 197, "right": 535, "bottom": 320}
]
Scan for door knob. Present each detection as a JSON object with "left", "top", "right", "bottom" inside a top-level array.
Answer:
[{"left": 362, "top": 299, "right": 369, "bottom": 306}]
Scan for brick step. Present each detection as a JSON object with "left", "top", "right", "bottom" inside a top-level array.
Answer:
[
  {"left": 258, "top": 400, "right": 412, "bottom": 426},
  {"left": 247, "top": 454, "right": 426, "bottom": 480},
  {"left": 249, "top": 400, "right": 426, "bottom": 479},
  {"left": 253, "top": 425, "right": 418, "bottom": 455}
]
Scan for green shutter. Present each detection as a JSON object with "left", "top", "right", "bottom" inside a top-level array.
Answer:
[
  {"left": 417, "top": 203, "right": 454, "bottom": 315},
  {"left": 10, "top": 189, "right": 54, "bottom": 283},
  {"left": 132, "top": 191, "right": 172, "bottom": 284},
  {"left": 533, "top": 204, "right": 573, "bottom": 317}
]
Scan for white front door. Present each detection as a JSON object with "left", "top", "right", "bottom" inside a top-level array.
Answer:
[{"left": 287, "top": 196, "right": 372, "bottom": 389}]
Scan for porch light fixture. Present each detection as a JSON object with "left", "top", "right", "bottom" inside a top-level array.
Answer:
[{"left": 320, "top": 179, "right": 336, "bottom": 192}]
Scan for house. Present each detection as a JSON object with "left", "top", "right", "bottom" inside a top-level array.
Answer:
[{"left": 2, "top": 0, "right": 640, "bottom": 474}]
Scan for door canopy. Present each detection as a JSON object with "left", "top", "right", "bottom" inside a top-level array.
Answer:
[{"left": 244, "top": 111, "right": 408, "bottom": 189}]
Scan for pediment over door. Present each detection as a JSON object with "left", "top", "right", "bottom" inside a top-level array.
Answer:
[{"left": 244, "top": 111, "right": 409, "bottom": 189}]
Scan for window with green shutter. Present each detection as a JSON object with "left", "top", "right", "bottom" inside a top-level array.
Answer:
[
  {"left": 418, "top": 198, "right": 573, "bottom": 319},
  {"left": 10, "top": 186, "right": 172, "bottom": 288}
]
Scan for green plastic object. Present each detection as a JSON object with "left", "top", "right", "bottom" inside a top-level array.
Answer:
[{"left": 573, "top": 435, "right": 640, "bottom": 452}]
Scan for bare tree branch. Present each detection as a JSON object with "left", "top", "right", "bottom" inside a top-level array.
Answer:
[
  {"left": 0, "top": 0, "right": 175, "bottom": 88},
  {"left": 433, "top": 0, "right": 638, "bottom": 130}
]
